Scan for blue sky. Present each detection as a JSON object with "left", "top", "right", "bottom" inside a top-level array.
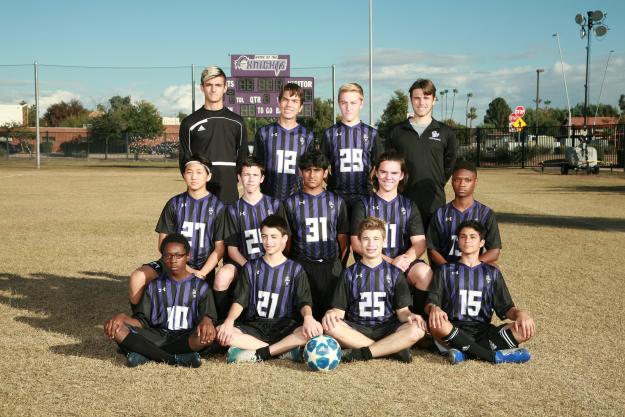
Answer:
[{"left": 1, "top": 0, "right": 623, "bottom": 124}]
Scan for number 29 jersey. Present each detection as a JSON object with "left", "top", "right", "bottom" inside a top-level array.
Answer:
[
  {"left": 253, "top": 122, "right": 315, "bottom": 200},
  {"left": 427, "top": 262, "right": 514, "bottom": 324},
  {"left": 155, "top": 192, "right": 225, "bottom": 269},
  {"left": 332, "top": 260, "right": 412, "bottom": 326}
]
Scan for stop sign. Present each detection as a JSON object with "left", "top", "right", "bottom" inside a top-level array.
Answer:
[
  {"left": 515, "top": 106, "right": 526, "bottom": 117},
  {"left": 509, "top": 114, "right": 519, "bottom": 123}
]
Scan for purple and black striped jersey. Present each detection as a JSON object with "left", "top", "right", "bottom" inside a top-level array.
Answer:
[
  {"left": 332, "top": 260, "right": 412, "bottom": 326},
  {"left": 321, "top": 122, "right": 383, "bottom": 198},
  {"left": 224, "top": 195, "right": 288, "bottom": 260},
  {"left": 427, "top": 262, "right": 514, "bottom": 324},
  {"left": 426, "top": 200, "right": 501, "bottom": 263},
  {"left": 253, "top": 122, "right": 315, "bottom": 200},
  {"left": 234, "top": 258, "right": 312, "bottom": 321},
  {"left": 350, "top": 194, "right": 424, "bottom": 259},
  {"left": 284, "top": 191, "right": 349, "bottom": 263},
  {"left": 155, "top": 192, "right": 226, "bottom": 269},
  {"left": 133, "top": 272, "right": 216, "bottom": 330}
]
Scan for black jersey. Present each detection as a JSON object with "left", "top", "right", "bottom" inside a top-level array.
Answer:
[
  {"left": 253, "top": 122, "right": 314, "bottom": 199},
  {"left": 427, "top": 200, "right": 501, "bottom": 263},
  {"left": 224, "top": 195, "right": 288, "bottom": 260},
  {"left": 321, "top": 121, "right": 382, "bottom": 199},
  {"left": 350, "top": 193, "right": 424, "bottom": 259},
  {"left": 234, "top": 257, "right": 312, "bottom": 321},
  {"left": 332, "top": 260, "right": 412, "bottom": 326},
  {"left": 178, "top": 107, "right": 248, "bottom": 204},
  {"left": 155, "top": 192, "right": 226, "bottom": 269},
  {"left": 284, "top": 190, "right": 349, "bottom": 263},
  {"left": 133, "top": 272, "right": 217, "bottom": 330},
  {"left": 387, "top": 118, "right": 457, "bottom": 216},
  {"left": 428, "top": 262, "right": 514, "bottom": 325}
]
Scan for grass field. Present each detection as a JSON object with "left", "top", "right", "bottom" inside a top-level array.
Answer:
[{"left": 1, "top": 159, "right": 624, "bottom": 416}]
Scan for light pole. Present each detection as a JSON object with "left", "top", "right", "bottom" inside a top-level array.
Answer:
[
  {"left": 575, "top": 10, "right": 609, "bottom": 129},
  {"left": 534, "top": 69, "right": 544, "bottom": 132},
  {"left": 594, "top": 50, "right": 615, "bottom": 125},
  {"left": 553, "top": 33, "right": 572, "bottom": 141}
]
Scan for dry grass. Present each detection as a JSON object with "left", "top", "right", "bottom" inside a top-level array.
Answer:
[{"left": 1, "top": 159, "right": 624, "bottom": 416}]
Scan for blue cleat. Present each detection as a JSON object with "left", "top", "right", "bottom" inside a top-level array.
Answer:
[
  {"left": 494, "top": 348, "right": 531, "bottom": 364},
  {"left": 447, "top": 349, "right": 466, "bottom": 365},
  {"left": 174, "top": 352, "right": 202, "bottom": 368},
  {"left": 279, "top": 347, "right": 304, "bottom": 363},
  {"left": 126, "top": 352, "right": 150, "bottom": 368},
  {"left": 226, "top": 347, "right": 259, "bottom": 364}
]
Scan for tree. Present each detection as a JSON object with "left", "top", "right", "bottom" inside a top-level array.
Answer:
[
  {"left": 89, "top": 96, "right": 164, "bottom": 146},
  {"left": 177, "top": 111, "right": 188, "bottom": 122},
  {"left": 450, "top": 88, "right": 458, "bottom": 120},
  {"left": 376, "top": 90, "right": 408, "bottom": 140},
  {"left": 467, "top": 107, "right": 477, "bottom": 129},
  {"left": 483, "top": 97, "right": 512, "bottom": 128},
  {"left": 571, "top": 102, "right": 619, "bottom": 117},
  {"left": 42, "top": 99, "right": 89, "bottom": 127},
  {"left": 619, "top": 94, "right": 625, "bottom": 114}
]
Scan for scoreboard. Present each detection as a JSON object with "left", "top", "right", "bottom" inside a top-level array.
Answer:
[{"left": 226, "top": 54, "right": 314, "bottom": 118}]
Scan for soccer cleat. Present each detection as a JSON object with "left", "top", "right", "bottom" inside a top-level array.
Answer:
[
  {"left": 279, "top": 347, "right": 304, "bottom": 363},
  {"left": 494, "top": 348, "right": 531, "bottom": 364},
  {"left": 226, "top": 347, "right": 260, "bottom": 364},
  {"left": 126, "top": 352, "right": 150, "bottom": 368},
  {"left": 174, "top": 352, "right": 202, "bottom": 368},
  {"left": 389, "top": 348, "right": 413, "bottom": 363},
  {"left": 340, "top": 349, "right": 353, "bottom": 363},
  {"left": 447, "top": 349, "right": 466, "bottom": 365}
]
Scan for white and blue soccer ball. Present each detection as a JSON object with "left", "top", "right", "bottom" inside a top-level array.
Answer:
[{"left": 303, "top": 335, "right": 342, "bottom": 372}]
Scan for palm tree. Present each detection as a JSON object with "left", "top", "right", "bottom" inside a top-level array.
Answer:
[
  {"left": 442, "top": 89, "right": 449, "bottom": 119},
  {"left": 450, "top": 88, "right": 458, "bottom": 120},
  {"left": 438, "top": 90, "right": 446, "bottom": 119},
  {"left": 467, "top": 107, "right": 478, "bottom": 129},
  {"left": 544, "top": 100, "right": 551, "bottom": 108},
  {"left": 465, "top": 92, "right": 473, "bottom": 129}
]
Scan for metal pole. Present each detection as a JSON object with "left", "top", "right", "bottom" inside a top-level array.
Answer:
[
  {"left": 583, "top": 11, "right": 593, "bottom": 129},
  {"left": 535, "top": 69, "right": 543, "bottom": 132},
  {"left": 553, "top": 33, "right": 572, "bottom": 140},
  {"left": 332, "top": 64, "right": 336, "bottom": 122},
  {"left": 191, "top": 64, "right": 196, "bottom": 113},
  {"left": 368, "top": 0, "right": 373, "bottom": 125},
  {"left": 34, "top": 61, "right": 40, "bottom": 169},
  {"left": 594, "top": 50, "right": 614, "bottom": 125}
]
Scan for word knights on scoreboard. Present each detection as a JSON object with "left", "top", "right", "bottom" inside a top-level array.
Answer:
[{"left": 226, "top": 54, "right": 315, "bottom": 118}]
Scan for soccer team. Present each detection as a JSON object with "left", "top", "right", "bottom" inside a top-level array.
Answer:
[{"left": 104, "top": 66, "right": 536, "bottom": 368}]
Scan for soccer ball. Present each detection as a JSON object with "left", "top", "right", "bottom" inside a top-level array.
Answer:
[{"left": 303, "top": 335, "right": 342, "bottom": 372}]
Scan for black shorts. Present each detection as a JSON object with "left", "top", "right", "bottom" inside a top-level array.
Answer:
[
  {"left": 237, "top": 318, "right": 301, "bottom": 345},
  {"left": 299, "top": 259, "right": 343, "bottom": 320},
  {"left": 128, "top": 326, "right": 193, "bottom": 354},
  {"left": 343, "top": 318, "right": 403, "bottom": 341},
  {"left": 455, "top": 321, "right": 517, "bottom": 350}
]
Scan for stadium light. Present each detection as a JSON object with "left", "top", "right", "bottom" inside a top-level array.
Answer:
[
  {"left": 575, "top": 10, "right": 609, "bottom": 129},
  {"left": 534, "top": 69, "right": 544, "bottom": 131}
]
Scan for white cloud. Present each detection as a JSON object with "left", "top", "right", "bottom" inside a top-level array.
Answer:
[{"left": 37, "top": 90, "right": 81, "bottom": 113}]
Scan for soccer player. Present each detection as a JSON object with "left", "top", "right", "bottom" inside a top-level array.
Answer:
[
  {"left": 350, "top": 150, "right": 432, "bottom": 315},
  {"left": 284, "top": 150, "right": 349, "bottom": 320},
  {"left": 426, "top": 220, "right": 535, "bottom": 364},
  {"left": 387, "top": 78, "right": 457, "bottom": 231},
  {"left": 322, "top": 217, "right": 427, "bottom": 363},
  {"left": 427, "top": 160, "right": 502, "bottom": 268},
  {"left": 214, "top": 156, "right": 288, "bottom": 320},
  {"left": 178, "top": 66, "right": 248, "bottom": 204},
  {"left": 128, "top": 155, "right": 225, "bottom": 308},
  {"left": 216, "top": 215, "right": 323, "bottom": 363},
  {"left": 253, "top": 82, "right": 315, "bottom": 200},
  {"left": 104, "top": 234, "right": 217, "bottom": 368},
  {"left": 321, "top": 82, "right": 383, "bottom": 209}
]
